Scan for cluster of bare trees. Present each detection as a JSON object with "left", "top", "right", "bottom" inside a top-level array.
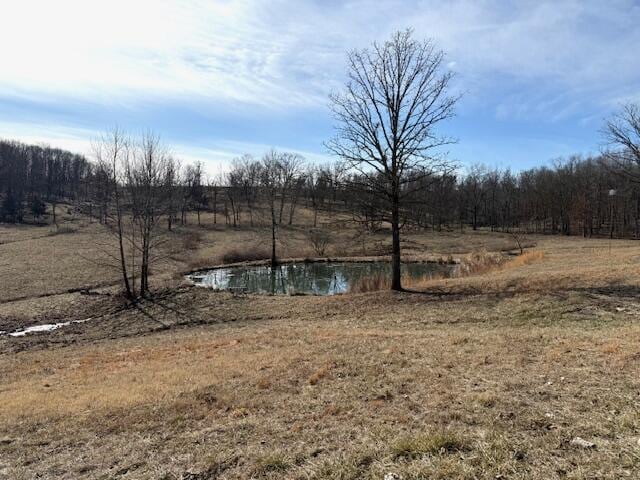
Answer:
[
  {"left": 224, "top": 150, "right": 338, "bottom": 266},
  {"left": 223, "top": 157, "right": 343, "bottom": 229},
  {"left": 356, "top": 156, "right": 640, "bottom": 238},
  {"left": 92, "top": 130, "right": 321, "bottom": 297},
  {"left": 0, "top": 140, "right": 91, "bottom": 223},
  {"left": 93, "top": 130, "right": 181, "bottom": 299}
]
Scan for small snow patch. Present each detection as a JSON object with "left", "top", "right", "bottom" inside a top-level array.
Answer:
[
  {"left": 570, "top": 437, "right": 596, "bottom": 449},
  {"left": 5, "top": 318, "right": 93, "bottom": 337}
]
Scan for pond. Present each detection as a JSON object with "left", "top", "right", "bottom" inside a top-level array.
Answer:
[{"left": 188, "top": 261, "right": 456, "bottom": 295}]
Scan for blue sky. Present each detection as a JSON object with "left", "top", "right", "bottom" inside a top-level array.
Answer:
[{"left": 1, "top": 0, "right": 639, "bottom": 174}]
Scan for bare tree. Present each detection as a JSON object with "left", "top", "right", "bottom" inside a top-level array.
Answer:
[
  {"left": 209, "top": 174, "right": 222, "bottom": 225},
  {"left": 124, "top": 133, "right": 174, "bottom": 297},
  {"left": 225, "top": 167, "right": 243, "bottom": 227},
  {"left": 165, "top": 159, "right": 181, "bottom": 231},
  {"left": 190, "top": 161, "right": 207, "bottom": 226},
  {"left": 261, "top": 150, "right": 281, "bottom": 267},
  {"left": 233, "top": 155, "right": 261, "bottom": 226},
  {"left": 276, "top": 152, "right": 305, "bottom": 224},
  {"left": 306, "top": 166, "right": 323, "bottom": 227},
  {"left": 464, "top": 165, "right": 487, "bottom": 231},
  {"left": 328, "top": 29, "right": 459, "bottom": 290},
  {"left": 603, "top": 103, "right": 640, "bottom": 178},
  {"left": 93, "top": 128, "right": 134, "bottom": 299}
]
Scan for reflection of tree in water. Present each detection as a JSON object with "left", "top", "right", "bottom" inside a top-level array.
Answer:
[{"left": 194, "top": 262, "right": 453, "bottom": 295}]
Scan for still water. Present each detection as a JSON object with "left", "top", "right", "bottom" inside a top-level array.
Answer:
[{"left": 188, "top": 261, "right": 455, "bottom": 295}]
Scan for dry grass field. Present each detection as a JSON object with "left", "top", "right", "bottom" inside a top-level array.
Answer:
[{"left": 1, "top": 210, "right": 640, "bottom": 479}]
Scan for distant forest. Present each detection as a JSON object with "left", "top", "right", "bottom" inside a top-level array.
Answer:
[{"left": 1, "top": 137, "right": 638, "bottom": 238}]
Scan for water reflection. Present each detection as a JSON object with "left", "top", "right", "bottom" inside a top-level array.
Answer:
[{"left": 189, "top": 261, "right": 454, "bottom": 295}]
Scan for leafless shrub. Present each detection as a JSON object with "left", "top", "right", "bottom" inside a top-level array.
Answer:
[
  {"left": 306, "top": 228, "right": 331, "bottom": 256},
  {"left": 508, "top": 231, "right": 536, "bottom": 254}
]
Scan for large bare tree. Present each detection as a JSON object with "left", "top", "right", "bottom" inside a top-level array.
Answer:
[{"left": 328, "top": 29, "right": 459, "bottom": 290}]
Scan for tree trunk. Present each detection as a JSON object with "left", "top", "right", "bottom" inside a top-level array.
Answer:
[
  {"left": 115, "top": 193, "right": 132, "bottom": 300},
  {"left": 391, "top": 195, "right": 402, "bottom": 291},
  {"left": 213, "top": 190, "right": 217, "bottom": 224},
  {"left": 142, "top": 219, "right": 152, "bottom": 297},
  {"left": 130, "top": 222, "right": 137, "bottom": 298},
  {"left": 271, "top": 224, "right": 277, "bottom": 267},
  {"left": 278, "top": 193, "right": 286, "bottom": 224},
  {"left": 247, "top": 199, "right": 254, "bottom": 227},
  {"left": 271, "top": 217, "right": 277, "bottom": 268}
]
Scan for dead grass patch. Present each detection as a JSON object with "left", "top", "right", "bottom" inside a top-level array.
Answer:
[
  {"left": 221, "top": 244, "right": 271, "bottom": 264},
  {"left": 2, "top": 292, "right": 640, "bottom": 478},
  {"left": 308, "top": 363, "right": 332, "bottom": 385},
  {"left": 505, "top": 249, "right": 545, "bottom": 268},
  {"left": 47, "top": 225, "right": 77, "bottom": 235},
  {"left": 257, "top": 377, "right": 271, "bottom": 390},
  {"left": 181, "top": 230, "right": 203, "bottom": 250},
  {"left": 349, "top": 273, "right": 391, "bottom": 293},
  {"left": 474, "top": 392, "right": 498, "bottom": 408},
  {"left": 391, "top": 431, "right": 469, "bottom": 459},
  {"left": 252, "top": 453, "right": 290, "bottom": 476},
  {"left": 351, "top": 249, "right": 546, "bottom": 292},
  {"left": 458, "top": 249, "right": 505, "bottom": 276}
]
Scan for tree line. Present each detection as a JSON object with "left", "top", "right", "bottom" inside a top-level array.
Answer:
[
  {"left": 5, "top": 136, "right": 639, "bottom": 241},
  {"left": 0, "top": 140, "right": 91, "bottom": 223},
  {"left": 386, "top": 156, "right": 640, "bottom": 239}
]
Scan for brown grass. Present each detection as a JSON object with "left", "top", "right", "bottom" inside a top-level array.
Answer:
[
  {"left": 3, "top": 215, "right": 640, "bottom": 479},
  {"left": 349, "top": 272, "right": 392, "bottom": 293},
  {"left": 351, "top": 249, "right": 546, "bottom": 293},
  {"left": 2, "top": 286, "right": 639, "bottom": 478},
  {"left": 507, "top": 249, "right": 545, "bottom": 267},
  {"left": 181, "top": 230, "right": 202, "bottom": 250},
  {"left": 391, "top": 431, "right": 468, "bottom": 459},
  {"left": 220, "top": 244, "right": 272, "bottom": 264},
  {"left": 458, "top": 248, "right": 505, "bottom": 275}
]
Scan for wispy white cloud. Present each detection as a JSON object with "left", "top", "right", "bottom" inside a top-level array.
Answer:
[
  {"left": 0, "top": 0, "right": 347, "bottom": 109},
  {"left": 3, "top": 1, "right": 637, "bottom": 113}
]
